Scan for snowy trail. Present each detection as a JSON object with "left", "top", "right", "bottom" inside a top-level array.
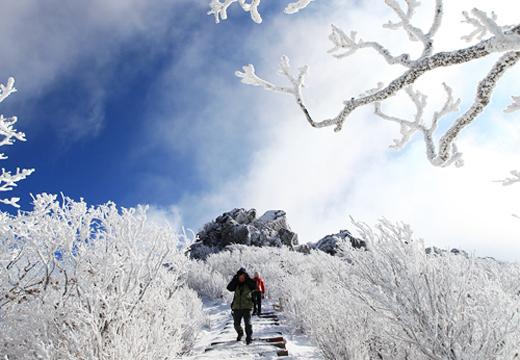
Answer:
[{"left": 183, "top": 300, "right": 323, "bottom": 359}]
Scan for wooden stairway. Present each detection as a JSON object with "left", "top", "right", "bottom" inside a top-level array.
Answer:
[{"left": 200, "top": 302, "right": 289, "bottom": 358}]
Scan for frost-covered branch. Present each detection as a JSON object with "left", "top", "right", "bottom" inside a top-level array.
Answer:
[
  {"left": 236, "top": 56, "right": 321, "bottom": 127},
  {"left": 461, "top": 8, "right": 515, "bottom": 42},
  {"left": 503, "top": 95, "right": 520, "bottom": 113},
  {"left": 0, "top": 168, "right": 34, "bottom": 192},
  {"left": 374, "top": 83, "right": 463, "bottom": 166},
  {"left": 284, "top": 0, "right": 315, "bottom": 15},
  {"left": 327, "top": 0, "right": 444, "bottom": 65},
  {"left": 496, "top": 169, "right": 520, "bottom": 186},
  {"left": 232, "top": 1, "right": 520, "bottom": 167},
  {"left": 208, "top": 0, "right": 315, "bottom": 23},
  {"left": 0, "top": 77, "right": 16, "bottom": 103},
  {"left": 0, "top": 78, "right": 33, "bottom": 207},
  {"left": 208, "top": 0, "right": 262, "bottom": 24}
]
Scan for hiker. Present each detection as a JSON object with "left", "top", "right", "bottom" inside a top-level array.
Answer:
[
  {"left": 227, "top": 267, "right": 258, "bottom": 345},
  {"left": 252, "top": 271, "right": 265, "bottom": 316}
]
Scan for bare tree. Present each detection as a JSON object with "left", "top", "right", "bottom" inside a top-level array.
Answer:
[
  {"left": 0, "top": 77, "right": 34, "bottom": 207},
  {"left": 210, "top": 0, "right": 520, "bottom": 167}
]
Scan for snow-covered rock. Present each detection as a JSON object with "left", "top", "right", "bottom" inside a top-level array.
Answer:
[
  {"left": 300, "top": 229, "right": 366, "bottom": 255},
  {"left": 425, "top": 246, "right": 468, "bottom": 257},
  {"left": 189, "top": 208, "right": 299, "bottom": 260}
]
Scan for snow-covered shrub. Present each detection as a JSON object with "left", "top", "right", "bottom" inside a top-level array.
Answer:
[
  {"left": 342, "top": 219, "right": 520, "bottom": 360},
  {"left": 186, "top": 259, "right": 231, "bottom": 301},
  {"left": 0, "top": 194, "right": 201, "bottom": 359}
]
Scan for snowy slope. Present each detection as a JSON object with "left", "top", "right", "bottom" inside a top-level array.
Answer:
[{"left": 183, "top": 299, "right": 323, "bottom": 359}]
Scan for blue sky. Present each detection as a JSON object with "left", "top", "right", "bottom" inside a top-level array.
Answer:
[{"left": 1, "top": 0, "right": 520, "bottom": 262}]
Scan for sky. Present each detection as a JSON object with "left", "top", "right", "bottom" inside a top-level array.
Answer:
[{"left": 0, "top": 0, "right": 519, "bottom": 262}]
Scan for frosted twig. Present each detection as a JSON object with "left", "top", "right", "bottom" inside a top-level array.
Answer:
[
  {"left": 209, "top": 0, "right": 315, "bottom": 23},
  {"left": 383, "top": 0, "right": 427, "bottom": 44},
  {"left": 328, "top": 25, "right": 416, "bottom": 67},
  {"left": 235, "top": 56, "right": 308, "bottom": 95},
  {"left": 373, "top": 86, "right": 427, "bottom": 151},
  {"left": 236, "top": 56, "right": 323, "bottom": 127},
  {"left": 0, "top": 77, "right": 33, "bottom": 207},
  {"left": 496, "top": 170, "right": 520, "bottom": 186},
  {"left": 461, "top": 8, "right": 514, "bottom": 42},
  {"left": 0, "top": 77, "right": 16, "bottom": 103},
  {"left": 374, "top": 83, "right": 462, "bottom": 166},
  {"left": 503, "top": 95, "right": 520, "bottom": 113},
  {"left": 0, "top": 168, "right": 35, "bottom": 193},
  {"left": 0, "top": 115, "right": 27, "bottom": 147},
  {"left": 329, "top": 0, "right": 443, "bottom": 64},
  {"left": 285, "top": 0, "right": 315, "bottom": 14},
  {"left": 0, "top": 197, "right": 21, "bottom": 208},
  {"left": 208, "top": 0, "right": 262, "bottom": 24}
]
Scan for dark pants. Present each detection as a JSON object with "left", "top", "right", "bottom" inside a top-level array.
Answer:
[
  {"left": 252, "top": 291, "right": 262, "bottom": 314},
  {"left": 233, "top": 309, "right": 252, "bottom": 339}
]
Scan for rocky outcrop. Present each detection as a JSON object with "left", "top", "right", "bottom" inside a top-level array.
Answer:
[
  {"left": 425, "top": 246, "right": 468, "bottom": 257},
  {"left": 189, "top": 208, "right": 299, "bottom": 260},
  {"left": 297, "top": 229, "right": 366, "bottom": 255}
]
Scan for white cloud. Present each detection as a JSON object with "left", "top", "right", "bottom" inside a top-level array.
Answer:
[
  {"left": 169, "top": 0, "right": 520, "bottom": 262},
  {"left": 145, "top": 203, "right": 184, "bottom": 230},
  {"left": 0, "top": 0, "right": 200, "bottom": 142}
]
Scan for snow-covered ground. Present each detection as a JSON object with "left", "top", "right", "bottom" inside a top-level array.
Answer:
[{"left": 183, "top": 299, "right": 323, "bottom": 359}]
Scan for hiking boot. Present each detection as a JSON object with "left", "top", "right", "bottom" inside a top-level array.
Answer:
[
  {"left": 237, "top": 332, "right": 243, "bottom": 341},
  {"left": 246, "top": 337, "right": 253, "bottom": 345}
]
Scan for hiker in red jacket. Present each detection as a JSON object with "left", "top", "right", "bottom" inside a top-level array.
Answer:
[{"left": 252, "top": 271, "right": 265, "bottom": 316}]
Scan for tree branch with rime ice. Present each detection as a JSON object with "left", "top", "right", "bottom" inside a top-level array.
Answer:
[
  {"left": 373, "top": 83, "right": 463, "bottom": 167},
  {"left": 229, "top": 0, "right": 520, "bottom": 167},
  {"left": 0, "top": 78, "right": 34, "bottom": 208},
  {"left": 496, "top": 170, "right": 520, "bottom": 186},
  {"left": 208, "top": 0, "right": 315, "bottom": 23}
]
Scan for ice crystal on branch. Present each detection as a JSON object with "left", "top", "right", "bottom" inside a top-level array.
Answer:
[{"left": 226, "top": 0, "right": 520, "bottom": 167}]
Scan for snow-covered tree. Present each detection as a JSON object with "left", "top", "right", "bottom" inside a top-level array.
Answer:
[
  {"left": 0, "top": 77, "right": 34, "bottom": 207},
  {"left": 210, "top": 0, "right": 520, "bottom": 167}
]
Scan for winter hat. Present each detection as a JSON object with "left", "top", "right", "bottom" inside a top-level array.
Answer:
[
  {"left": 237, "top": 267, "right": 246, "bottom": 275},
  {"left": 254, "top": 272, "right": 260, "bottom": 278}
]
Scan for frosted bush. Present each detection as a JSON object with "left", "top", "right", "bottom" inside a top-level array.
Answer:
[
  {"left": 0, "top": 194, "right": 201, "bottom": 359},
  {"left": 187, "top": 260, "right": 231, "bottom": 301},
  {"left": 342, "top": 218, "right": 520, "bottom": 360}
]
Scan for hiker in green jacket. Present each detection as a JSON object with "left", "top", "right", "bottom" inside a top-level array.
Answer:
[{"left": 227, "top": 267, "right": 258, "bottom": 344}]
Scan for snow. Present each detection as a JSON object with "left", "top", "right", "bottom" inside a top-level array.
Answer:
[{"left": 183, "top": 298, "right": 323, "bottom": 359}]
